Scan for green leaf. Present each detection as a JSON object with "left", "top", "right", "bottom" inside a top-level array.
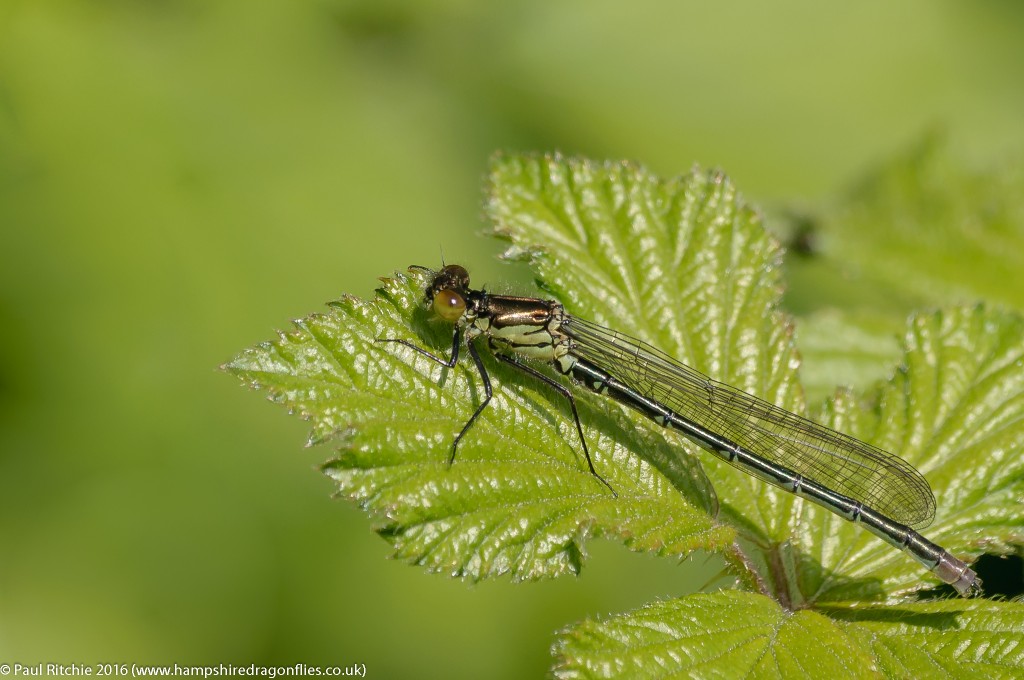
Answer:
[
  {"left": 555, "top": 591, "right": 1024, "bottom": 679},
  {"left": 553, "top": 591, "right": 876, "bottom": 679},
  {"left": 224, "top": 267, "right": 730, "bottom": 582},
  {"left": 798, "top": 305, "right": 1024, "bottom": 601},
  {"left": 487, "top": 153, "right": 811, "bottom": 586},
  {"left": 825, "top": 599, "right": 1024, "bottom": 678}
]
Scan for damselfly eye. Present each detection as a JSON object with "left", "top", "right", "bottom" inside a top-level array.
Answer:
[{"left": 433, "top": 288, "right": 466, "bottom": 321}]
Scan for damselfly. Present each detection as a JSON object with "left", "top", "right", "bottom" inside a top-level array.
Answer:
[{"left": 379, "top": 264, "right": 980, "bottom": 597}]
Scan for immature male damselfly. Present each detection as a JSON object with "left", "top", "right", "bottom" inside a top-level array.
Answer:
[{"left": 379, "top": 264, "right": 980, "bottom": 597}]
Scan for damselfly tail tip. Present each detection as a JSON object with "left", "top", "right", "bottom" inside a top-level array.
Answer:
[{"left": 959, "top": 575, "right": 983, "bottom": 599}]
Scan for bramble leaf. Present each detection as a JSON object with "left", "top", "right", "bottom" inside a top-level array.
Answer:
[
  {"left": 554, "top": 591, "right": 1024, "bottom": 679},
  {"left": 800, "top": 305, "right": 1024, "bottom": 601},
  {"left": 487, "top": 153, "right": 812, "bottom": 591}
]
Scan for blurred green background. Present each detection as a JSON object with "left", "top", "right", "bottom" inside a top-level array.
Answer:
[{"left": 2, "top": 1, "right": 1022, "bottom": 677}]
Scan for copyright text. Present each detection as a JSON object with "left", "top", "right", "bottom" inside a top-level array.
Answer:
[{"left": 0, "top": 664, "right": 366, "bottom": 678}]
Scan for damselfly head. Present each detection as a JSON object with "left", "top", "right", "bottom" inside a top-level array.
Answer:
[{"left": 426, "top": 264, "right": 471, "bottom": 322}]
